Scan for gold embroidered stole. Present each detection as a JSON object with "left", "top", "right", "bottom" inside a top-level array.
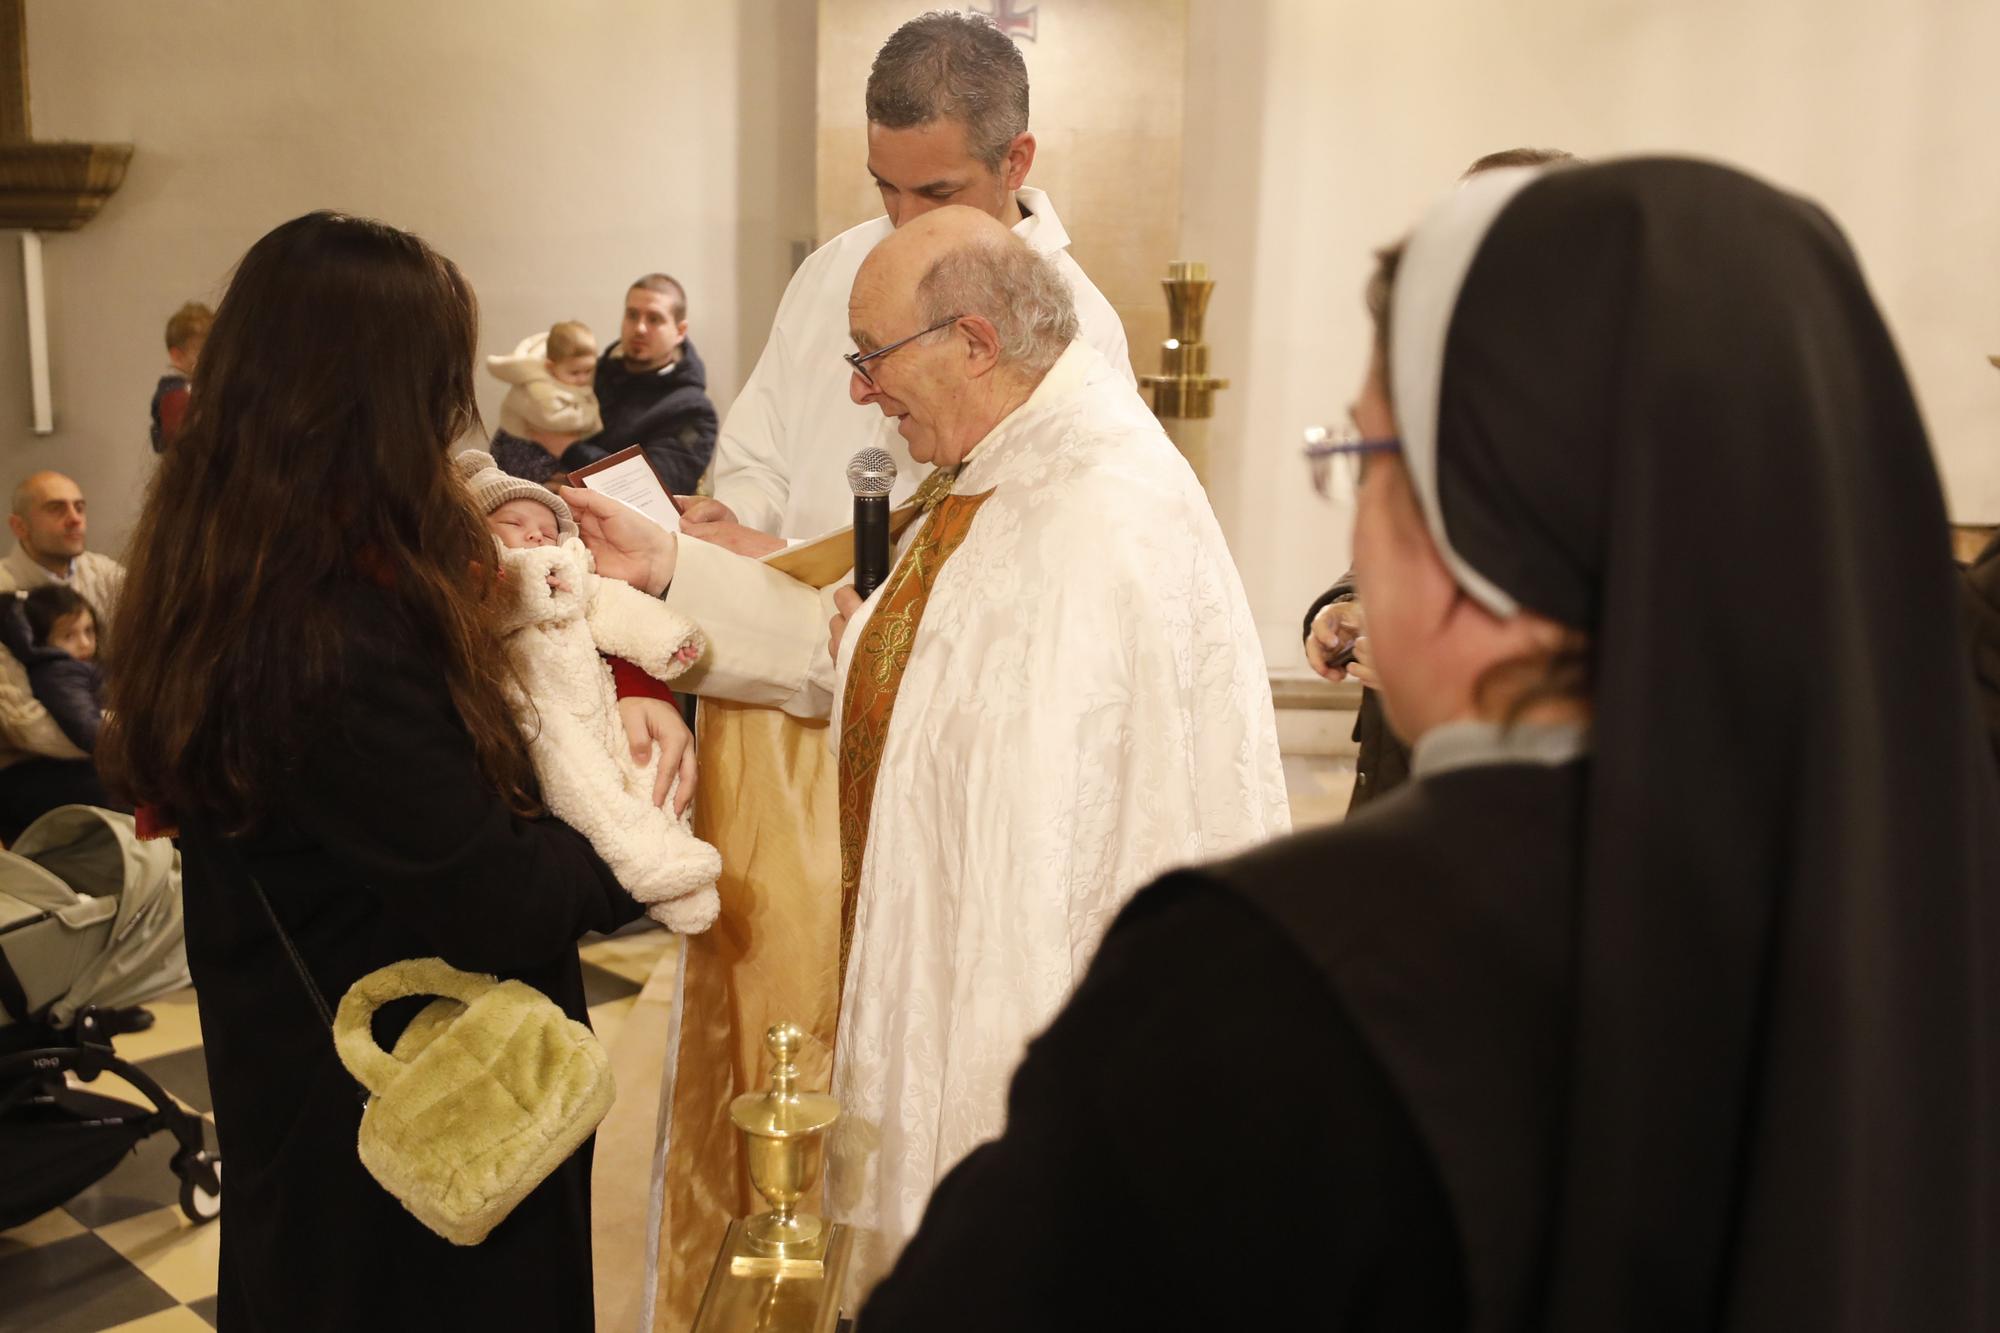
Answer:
[{"left": 836, "top": 484, "right": 994, "bottom": 984}]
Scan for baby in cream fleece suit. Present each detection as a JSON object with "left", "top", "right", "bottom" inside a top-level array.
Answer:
[{"left": 456, "top": 450, "right": 720, "bottom": 932}]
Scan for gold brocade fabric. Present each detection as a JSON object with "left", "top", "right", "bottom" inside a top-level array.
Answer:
[
  {"left": 648, "top": 502, "right": 929, "bottom": 1332},
  {"left": 835, "top": 489, "right": 995, "bottom": 987}
]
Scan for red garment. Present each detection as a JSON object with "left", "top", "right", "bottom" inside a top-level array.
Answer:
[
  {"left": 608, "top": 654, "right": 675, "bottom": 705},
  {"left": 157, "top": 384, "right": 190, "bottom": 449}
]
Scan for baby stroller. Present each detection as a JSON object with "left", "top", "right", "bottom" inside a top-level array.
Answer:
[{"left": 0, "top": 803, "right": 220, "bottom": 1229}]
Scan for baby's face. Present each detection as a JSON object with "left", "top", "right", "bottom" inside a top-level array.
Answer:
[
  {"left": 549, "top": 355, "right": 596, "bottom": 387},
  {"left": 488, "top": 498, "right": 560, "bottom": 549}
]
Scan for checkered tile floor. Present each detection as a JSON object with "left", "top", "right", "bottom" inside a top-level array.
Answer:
[{"left": 0, "top": 929, "right": 672, "bottom": 1333}]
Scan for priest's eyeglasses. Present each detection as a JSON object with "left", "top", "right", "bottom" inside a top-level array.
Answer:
[
  {"left": 1303, "top": 426, "right": 1402, "bottom": 501},
  {"left": 845, "top": 315, "right": 963, "bottom": 388}
]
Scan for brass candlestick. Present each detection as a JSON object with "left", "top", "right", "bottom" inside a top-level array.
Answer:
[
  {"left": 692, "top": 1024, "right": 853, "bottom": 1333},
  {"left": 1139, "top": 260, "right": 1230, "bottom": 420},
  {"left": 731, "top": 1023, "right": 841, "bottom": 1261}
]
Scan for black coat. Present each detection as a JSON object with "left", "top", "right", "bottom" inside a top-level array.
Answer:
[
  {"left": 562, "top": 338, "right": 718, "bottom": 495},
  {"left": 862, "top": 761, "right": 1591, "bottom": 1332},
  {"left": 178, "top": 587, "right": 642, "bottom": 1332}
]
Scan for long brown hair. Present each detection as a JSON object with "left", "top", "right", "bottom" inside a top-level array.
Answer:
[{"left": 101, "top": 211, "right": 535, "bottom": 832}]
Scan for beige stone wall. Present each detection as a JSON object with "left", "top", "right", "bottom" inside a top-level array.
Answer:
[
  {"left": 816, "top": 0, "right": 1186, "bottom": 364},
  {"left": 1, "top": 0, "right": 817, "bottom": 554},
  {"left": 1184, "top": 0, "right": 2000, "bottom": 666}
]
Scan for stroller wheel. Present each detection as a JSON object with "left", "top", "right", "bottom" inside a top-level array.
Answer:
[{"left": 174, "top": 1150, "right": 222, "bottom": 1224}]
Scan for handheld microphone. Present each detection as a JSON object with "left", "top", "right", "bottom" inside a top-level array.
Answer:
[{"left": 848, "top": 446, "right": 897, "bottom": 599}]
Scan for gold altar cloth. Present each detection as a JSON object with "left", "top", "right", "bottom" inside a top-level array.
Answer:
[{"left": 651, "top": 516, "right": 918, "bottom": 1331}]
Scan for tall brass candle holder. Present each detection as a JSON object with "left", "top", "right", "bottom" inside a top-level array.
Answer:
[
  {"left": 690, "top": 1024, "right": 852, "bottom": 1333},
  {"left": 1139, "top": 260, "right": 1230, "bottom": 419},
  {"left": 1139, "top": 260, "right": 1230, "bottom": 483}
]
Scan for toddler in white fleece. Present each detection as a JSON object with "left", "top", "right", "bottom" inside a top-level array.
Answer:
[{"left": 487, "top": 321, "right": 603, "bottom": 482}]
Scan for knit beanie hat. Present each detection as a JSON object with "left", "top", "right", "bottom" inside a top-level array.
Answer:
[{"left": 454, "top": 450, "right": 576, "bottom": 540}]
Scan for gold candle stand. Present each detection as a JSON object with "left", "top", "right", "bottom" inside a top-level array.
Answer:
[
  {"left": 690, "top": 1024, "right": 852, "bottom": 1333},
  {"left": 1139, "top": 259, "right": 1230, "bottom": 420}
]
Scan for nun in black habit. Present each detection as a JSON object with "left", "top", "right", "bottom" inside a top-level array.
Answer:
[{"left": 858, "top": 158, "right": 2000, "bottom": 1332}]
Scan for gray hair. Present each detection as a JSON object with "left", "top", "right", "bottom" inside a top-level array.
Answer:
[
  {"left": 914, "top": 234, "right": 1078, "bottom": 378},
  {"left": 866, "top": 11, "right": 1029, "bottom": 171}
]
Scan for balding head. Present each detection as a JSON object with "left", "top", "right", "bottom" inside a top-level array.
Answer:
[
  {"left": 8, "top": 471, "right": 88, "bottom": 574},
  {"left": 847, "top": 207, "right": 1078, "bottom": 467}
]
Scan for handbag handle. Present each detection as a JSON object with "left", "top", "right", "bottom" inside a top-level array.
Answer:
[{"left": 333, "top": 957, "right": 499, "bottom": 1095}]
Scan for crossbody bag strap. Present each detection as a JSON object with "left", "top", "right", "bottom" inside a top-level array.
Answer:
[{"left": 246, "top": 870, "right": 335, "bottom": 1030}]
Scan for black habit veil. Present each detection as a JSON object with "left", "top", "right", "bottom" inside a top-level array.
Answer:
[{"left": 1380, "top": 158, "right": 1999, "bottom": 1330}]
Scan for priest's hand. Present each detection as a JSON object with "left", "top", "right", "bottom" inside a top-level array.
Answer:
[
  {"left": 1306, "top": 599, "right": 1365, "bottom": 682},
  {"left": 677, "top": 497, "right": 735, "bottom": 525},
  {"left": 617, "top": 696, "right": 698, "bottom": 815},
  {"left": 562, "top": 486, "right": 677, "bottom": 595},
  {"left": 682, "top": 517, "right": 785, "bottom": 560},
  {"left": 829, "top": 584, "right": 863, "bottom": 663}
]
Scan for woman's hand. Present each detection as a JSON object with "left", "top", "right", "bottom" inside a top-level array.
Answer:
[
  {"left": 617, "top": 696, "right": 697, "bottom": 815},
  {"left": 563, "top": 486, "right": 677, "bottom": 595}
]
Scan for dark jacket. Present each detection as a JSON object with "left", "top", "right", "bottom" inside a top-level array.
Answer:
[
  {"left": 177, "top": 585, "right": 642, "bottom": 1332},
  {"left": 561, "top": 338, "right": 718, "bottom": 495},
  {"left": 1304, "top": 574, "right": 1411, "bottom": 809},
  {"left": 0, "top": 601, "right": 102, "bottom": 751},
  {"left": 489, "top": 428, "right": 562, "bottom": 485}
]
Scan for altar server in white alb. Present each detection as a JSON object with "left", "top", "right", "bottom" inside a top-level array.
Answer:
[
  {"left": 568, "top": 207, "right": 1289, "bottom": 1291},
  {"left": 680, "top": 9, "right": 1132, "bottom": 553}
]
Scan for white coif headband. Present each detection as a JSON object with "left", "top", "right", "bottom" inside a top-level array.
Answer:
[{"left": 1389, "top": 164, "right": 1549, "bottom": 619}]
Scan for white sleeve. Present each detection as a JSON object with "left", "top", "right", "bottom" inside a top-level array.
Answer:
[
  {"left": 711, "top": 272, "right": 812, "bottom": 536},
  {"left": 1061, "top": 255, "right": 1137, "bottom": 388},
  {"left": 660, "top": 536, "right": 843, "bottom": 719}
]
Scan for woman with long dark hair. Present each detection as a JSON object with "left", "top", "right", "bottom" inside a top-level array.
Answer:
[{"left": 102, "top": 212, "right": 655, "bottom": 1330}]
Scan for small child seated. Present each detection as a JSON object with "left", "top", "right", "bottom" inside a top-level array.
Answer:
[
  {"left": 458, "top": 450, "right": 720, "bottom": 931},
  {"left": 487, "top": 321, "right": 604, "bottom": 483},
  {"left": 0, "top": 586, "right": 104, "bottom": 752}
]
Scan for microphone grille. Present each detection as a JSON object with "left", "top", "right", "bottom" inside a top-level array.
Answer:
[{"left": 847, "top": 446, "right": 897, "bottom": 498}]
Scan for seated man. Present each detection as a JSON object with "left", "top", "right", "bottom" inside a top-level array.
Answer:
[
  {"left": 0, "top": 471, "right": 128, "bottom": 837},
  {"left": 568, "top": 206, "right": 1288, "bottom": 1295},
  {"left": 504, "top": 274, "right": 718, "bottom": 495}
]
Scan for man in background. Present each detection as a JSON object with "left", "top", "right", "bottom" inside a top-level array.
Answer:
[
  {"left": 548, "top": 274, "right": 718, "bottom": 495},
  {"left": 0, "top": 471, "right": 127, "bottom": 835}
]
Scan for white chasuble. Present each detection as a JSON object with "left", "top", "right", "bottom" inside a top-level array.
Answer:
[
  {"left": 662, "top": 341, "right": 1287, "bottom": 1304},
  {"left": 820, "top": 342, "right": 1290, "bottom": 1292}
]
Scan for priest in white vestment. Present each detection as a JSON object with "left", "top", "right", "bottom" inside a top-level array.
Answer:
[
  {"left": 570, "top": 207, "right": 1289, "bottom": 1298},
  {"left": 684, "top": 10, "right": 1131, "bottom": 551}
]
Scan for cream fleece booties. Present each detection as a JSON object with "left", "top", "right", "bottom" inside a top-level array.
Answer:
[{"left": 493, "top": 536, "right": 721, "bottom": 932}]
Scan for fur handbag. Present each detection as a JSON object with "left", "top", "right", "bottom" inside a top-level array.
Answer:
[{"left": 331, "top": 957, "right": 615, "bottom": 1246}]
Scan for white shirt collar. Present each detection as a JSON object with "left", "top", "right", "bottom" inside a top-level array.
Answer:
[{"left": 1011, "top": 186, "right": 1073, "bottom": 256}]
